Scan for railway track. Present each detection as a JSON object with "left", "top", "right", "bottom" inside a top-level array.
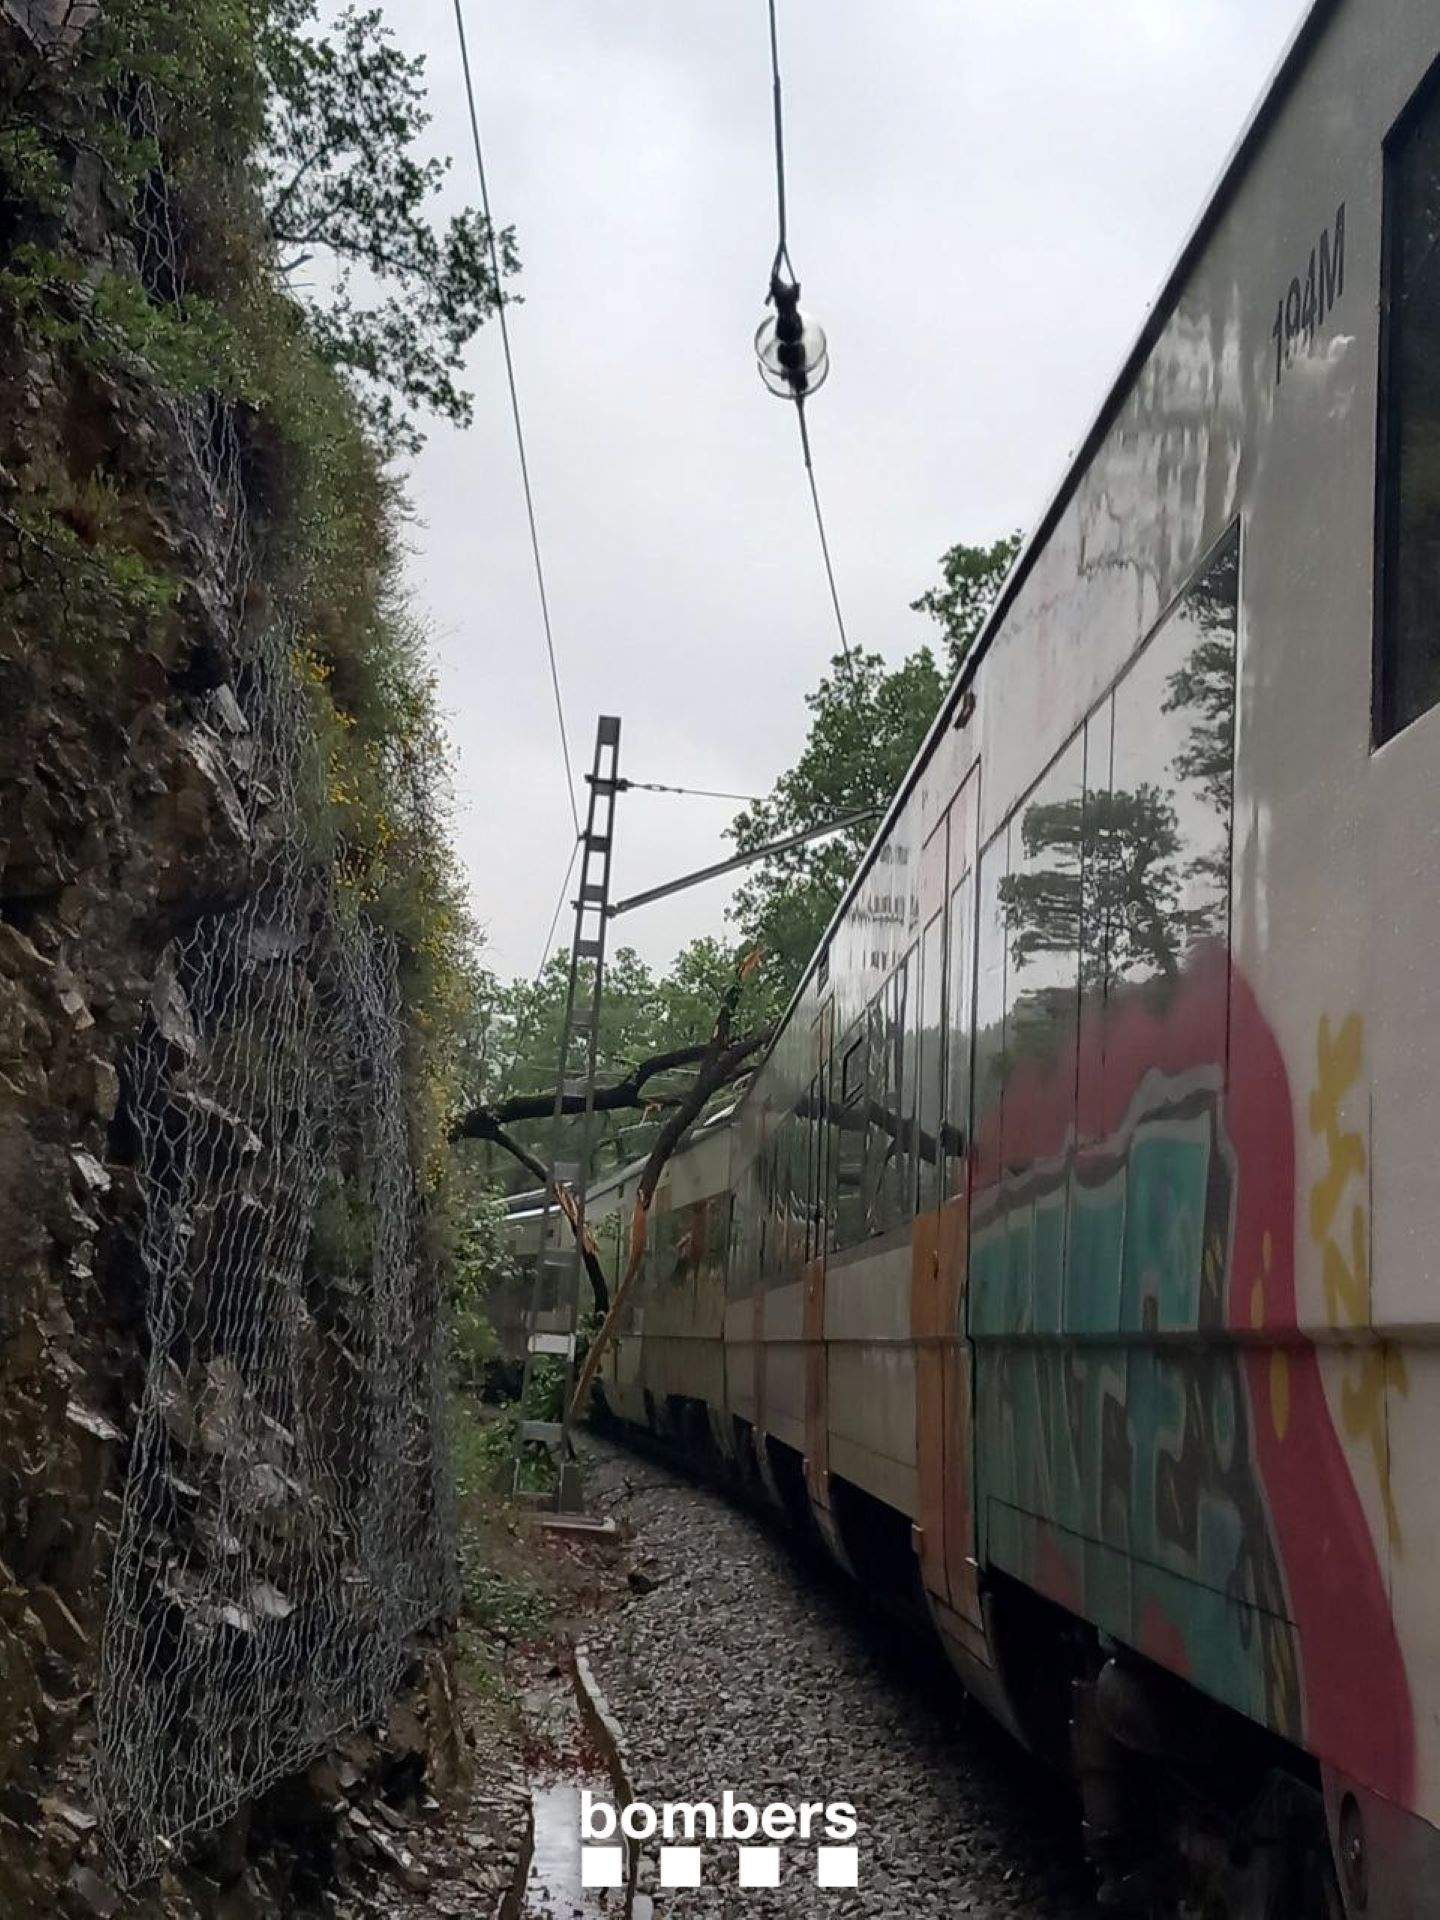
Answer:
[{"left": 576, "top": 1432, "right": 1097, "bottom": 1919}]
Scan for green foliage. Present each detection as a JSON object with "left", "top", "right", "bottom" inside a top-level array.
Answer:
[
  {"left": 258, "top": 1, "right": 516, "bottom": 453},
  {"left": 0, "top": 121, "right": 67, "bottom": 215},
  {"left": 0, "top": 245, "right": 248, "bottom": 396},
  {"left": 910, "top": 529, "right": 1023, "bottom": 675},
  {"left": 0, "top": 0, "right": 491, "bottom": 1348},
  {"left": 728, "top": 536, "right": 1020, "bottom": 1004},
  {"left": 446, "top": 1189, "right": 511, "bottom": 1387},
  {"left": 461, "top": 935, "right": 770, "bottom": 1189},
  {"left": 462, "top": 537, "right": 1020, "bottom": 1189},
  {"left": 450, "top": 1394, "right": 512, "bottom": 1501},
  {"left": 0, "top": 482, "right": 178, "bottom": 655},
  {"left": 461, "top": 1557, "right": 553, "bottom": 1641},
  {"left": 0, "top": 0, "right": 513, "bottom": 457},
  {"left": 728, "top": 642, "right": 950, "bottom": 1003}
]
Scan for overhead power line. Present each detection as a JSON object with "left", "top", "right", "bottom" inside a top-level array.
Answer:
[
  {"left": 762, "top": 0, "right": 859, "bottom": 689},
  {"left": 534, "top": 837, "right": 581, "bottom": 981},
  {"left": 767, "top": 0, "right": 792, "bottom": 283},
  {"left": 797, "top": 416, "right": 856, "bottom": 683},
  {"left": 452, "top": 0, "right": 580, "bottom": 835},
  {"left": 623, "top": 779, "right": 768, "bottom": 804}
]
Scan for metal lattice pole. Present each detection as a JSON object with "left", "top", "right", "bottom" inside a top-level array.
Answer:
[{"left": 512, "top": 717, "right": 622, "bottom": 1510}]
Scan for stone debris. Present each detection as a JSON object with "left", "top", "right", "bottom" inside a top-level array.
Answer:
[
  {"left": 65, "top": 1865, "right": 120, "bottom": 1918},
  {"left": 63, "top": 1401, "right": 123, "bottom": 1445},
  {"left": 69, "top": 1150, "right": 110, "bottom": 1199},
  {"left": 42, "top": 1797, "right": 98, "bottom": 1835}
]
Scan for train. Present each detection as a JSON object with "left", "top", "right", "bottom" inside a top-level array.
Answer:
[{"left": 499, "top": 3, "right": 1440, "bottom": 1912}]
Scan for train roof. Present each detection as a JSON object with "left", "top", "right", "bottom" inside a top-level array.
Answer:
[{"left": 756, "top": 0, "right": 1336, "bottom": 1069}]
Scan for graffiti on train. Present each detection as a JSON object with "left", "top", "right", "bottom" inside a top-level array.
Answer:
[
  {"left": 1307, "top": 1011, "right": 1409, "bottom": 1550},
  {"left": 969, "top": 1055, "right": 1303, "bottom": 1743},
  {"left": 968, "top": 971, "right": 1415, "bottom": 1798}
]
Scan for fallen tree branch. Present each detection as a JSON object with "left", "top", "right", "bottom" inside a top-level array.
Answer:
[
  {"left": 449, "top": 955, "right": 771, "bottom": 1420},
  {"left": 450, "top": 1040, "right": 715, "bottom": 1140},
  {"left": 562, "top": 1009, "right": 770, "bottom": 1440}
]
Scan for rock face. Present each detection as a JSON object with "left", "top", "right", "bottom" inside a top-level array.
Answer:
[
  {"left": 0, "top": 551, "right": 240, "bottom": 1916},
  {"left": 3, "top": 0, "right": 100, "bottom": 49},
  {"left": 0, "top": 14, "right": 460, "bottom": 1914}
]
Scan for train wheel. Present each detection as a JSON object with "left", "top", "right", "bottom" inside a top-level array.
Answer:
[{"left": 1179, "top": 1771, "right": 1343, "bottom": 1920}]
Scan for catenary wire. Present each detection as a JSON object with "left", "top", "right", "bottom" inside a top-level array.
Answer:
[
  {"left": 765, "top": 0, "right": 860, "bottom": 689},
  {"left": 767, "top": 0, "right": 792, "bottom": 282},
  {"left": 453, "top": 0, "right": 580, "bottom": 835},
  {"left": 626, "top": 780, "right": 768, "bottom": 804},
  {"left": 797, "top": 406, "right": 858, "bottom": 684},
  {"left": 534, "top": 836, "right": 582, "bottom": 982}
]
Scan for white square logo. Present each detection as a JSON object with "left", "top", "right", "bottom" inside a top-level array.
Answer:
[
  {"left": 581, "top": 1846, "right": 624, "bottom": 1889},
  {"left": 817, "top": 1845, "right": 858, "bottom": 1888},
  {"left": 659, "top": 1846, "right": 702, "bottom": 1888},
  {"left": 737, "top": 1846, "right": 781, "bottom": 1888}
]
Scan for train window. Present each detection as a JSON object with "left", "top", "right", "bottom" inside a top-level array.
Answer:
[
  {"left": 840, "top": 1035, "right": 865, "bottom": 1105},
  {"left": 1378, "top": 67, "right": 1440, "bottom": 740},
  {"left": 945, "top": 869, "right": 974, "bottom": 1196},
  {"left": 1106, "top": 526, "right": 1238, "bottom": 1018},
  {"left": 833, "top": 1018, "right": 868, "bottom": 1249},
  {"left": 864, "top": 993, "right": 894, "bottom": 1235},
  {"left": 804, "top": 1070, "right": 824, "bottom": 1262},
  {"left": 789, "top": 1110, "right": 806, "bottom": 1275},
  {"left": 756, "top": 1141, "right": 770, "bottom": 1284},
  {"left": 917, "top": 913, "right": 946, "bottom": 1215},
  {"left": 867, "top": 990, "right": 890, "bottom": 1228},
  {"left": 998, "top": 731, "right": 1085, "bottom": 1175},
  {"left": 896, "top": 946, "right": 921, "bottom": 1226},
  {"left": 1077, "top": 700, "right": 1114, "bottom": 1143},
  {"left": 767, "top": 1125, "right": 783, "bottom": 1285},
  {"left": 970, "top": 828, "right": 1008, "bottom": 1200}
]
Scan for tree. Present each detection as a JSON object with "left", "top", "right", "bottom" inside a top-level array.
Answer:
[
  {"left": 729, "top": 534, "right": 1019, "bottom": 1004},
  {"left": 259, "top": 2, "right": 517, "bottom": 452},
  {"left": 451, "top": 533, "right": 1019, "bottom": 1366},
  {"left": 454, "top": 935, "right": 775, "bottom": 1195},
  {"left": 453, "top": 953, "right": 772, "bottom": 1318},
  {"left": 910, "top": 529, "right": 1023, "bottom": 675}
]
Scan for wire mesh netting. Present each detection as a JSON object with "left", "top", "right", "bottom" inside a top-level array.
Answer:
[{"left": 92, "top": 82, "right": 456, "bottom": 1889}]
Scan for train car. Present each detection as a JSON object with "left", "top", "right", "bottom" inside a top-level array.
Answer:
[
  {"left": 494, "top": 1171, "right": 631, "bottom": 1380},
  {"left": 488, "top": 2, "right": 1440, "bottom": 1905},
  {"left": 493, "top": 1114, "right": 734, "bottom": 1425},
  {"left": 561, "top": 3, "right": 1440, "bottom": 1912},
  {"left": 586, "top": 1110, "right": 736, "bottom": 1443}
]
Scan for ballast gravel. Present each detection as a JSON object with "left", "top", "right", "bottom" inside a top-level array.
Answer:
[{"left": 580, "top": 1437, "right": 1098, "bottom": 1919}]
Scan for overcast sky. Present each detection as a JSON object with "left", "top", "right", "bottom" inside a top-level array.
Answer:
[{"left": 364, "top": 0, "right": 1306, "bottom": 981}]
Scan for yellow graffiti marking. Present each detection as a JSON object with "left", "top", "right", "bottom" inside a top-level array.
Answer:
[
  {"left": 1321, "top": 1204, "right": 1370, "bottom": 1329},
  {"left": 1270, "top": 1349, "right": 1291, "bottom": 1441},
  {"left": 1307, "top": 1014, "right": 1407, "bottom": 1552},
  {"left": 1309, "top": 1015, "right": 1368, "bottom": 1245}
]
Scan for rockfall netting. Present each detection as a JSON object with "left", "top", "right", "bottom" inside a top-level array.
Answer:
[{"left": 91, "top": 80, "right": 456, "bottom": 1889}]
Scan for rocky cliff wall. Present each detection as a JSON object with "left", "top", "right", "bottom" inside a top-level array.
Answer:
[{"left": 0, "top": 11, "right": 465, "bottom": 1913}]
